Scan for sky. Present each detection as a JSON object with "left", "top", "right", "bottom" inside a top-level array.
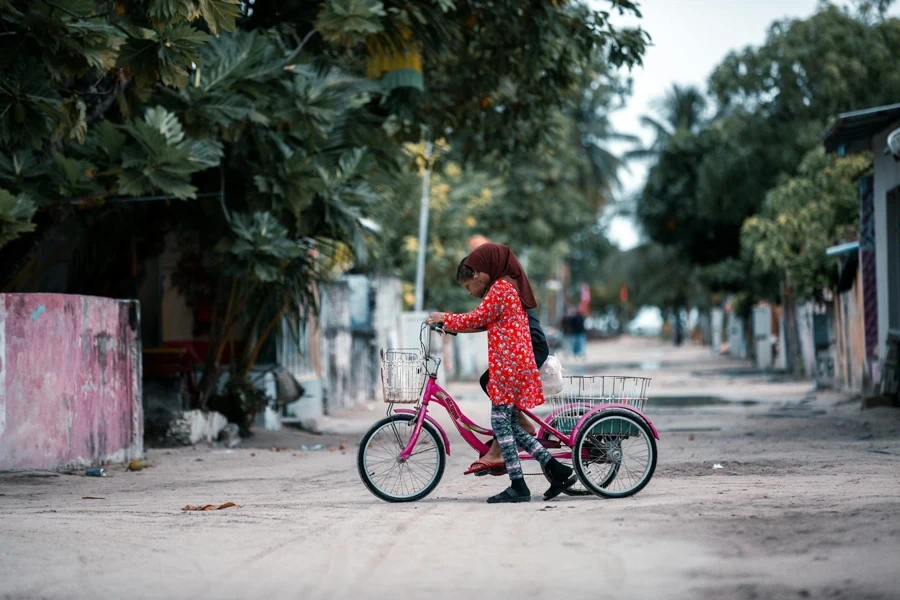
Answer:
[{"left": 597, "top": 0, "right": 853, "bottom": 250}]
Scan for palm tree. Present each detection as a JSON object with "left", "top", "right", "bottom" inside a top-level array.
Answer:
[
  {"left": 627, "top": 84, "right": 707, "bottom": 161},
  {"left": 571, "top": 79, "right": 641, "bottom": 211}
]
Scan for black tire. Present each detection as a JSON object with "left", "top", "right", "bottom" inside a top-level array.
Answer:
[
  {"left": 572, "top": 409, "right": 657, "bottom": 499},
  {"left": 357, "top": 414, "right": 446, "bottom": 503}
]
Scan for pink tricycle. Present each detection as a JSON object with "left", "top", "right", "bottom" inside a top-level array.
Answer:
[{"left": 357, "top": 324, "right": 659, "bottom": 502}]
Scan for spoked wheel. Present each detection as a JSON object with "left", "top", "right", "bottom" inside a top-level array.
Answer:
[
  {"left": 573, "top": 409, "right": 657, "bottom": 499},
  {"left": 357, "top": 414, "right": 446, "bottom": 503}
]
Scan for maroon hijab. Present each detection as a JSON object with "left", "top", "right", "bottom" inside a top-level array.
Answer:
[{"left": 464, "top": 243, "right": 538, "bottom": 309}]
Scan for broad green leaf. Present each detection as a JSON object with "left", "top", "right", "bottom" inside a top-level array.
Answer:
[
  {"left": 0, "top": 188, "right": 37, "bottom": 246},
  {"left": 142, "top": 106, "right": 186, "bottom": 145},
  {"left": 315, "top": 0, "right": 386, "bottom": 46},
  {"left": 116, "top": 37, "right": 162, "bottom": 87},
  {"left": 148, "top": 0, "right": 186, "bottom": 23},
  {"left": 94, "top": 121, "right": 127, "bottom": 160},
  {"left": 198, "top": 0, "right": 241, "bottom": 35}
]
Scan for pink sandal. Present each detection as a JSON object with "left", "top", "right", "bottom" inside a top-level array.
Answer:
[{"left": 465, "top": 459, "right": 506, "bottom": 475}]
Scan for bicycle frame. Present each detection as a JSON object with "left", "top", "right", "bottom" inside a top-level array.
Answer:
[
  {"left": 393, "top": 325, "right": 659, "bottom": 464},
  {"left": 396, "top": 375, "right": 577, "bottom": 462}
]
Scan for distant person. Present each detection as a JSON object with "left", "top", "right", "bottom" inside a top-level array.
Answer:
[
  {"left": 571, "top": 310, "right": 587, "bottom": 360},
  {"left": 561, "top": 308, "right": 575, "bottom": 356}
]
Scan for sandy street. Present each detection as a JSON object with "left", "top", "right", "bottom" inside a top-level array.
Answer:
[{"left": 2, "top": 337, "right": 899, "bottom": 600}]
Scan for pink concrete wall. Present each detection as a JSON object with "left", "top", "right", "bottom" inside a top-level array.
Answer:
[{"left": 0, "top": 294, "right": 143, "bottom": 470}]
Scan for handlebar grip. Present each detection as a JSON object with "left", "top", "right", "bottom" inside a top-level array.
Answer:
[{"left": 429, "top": 324, "right": 457, "bottom": 336}]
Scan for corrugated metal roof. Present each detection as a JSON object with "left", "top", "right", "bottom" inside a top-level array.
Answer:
[{"left": 822, "top": 102, "right": 900, "bottom": 155}]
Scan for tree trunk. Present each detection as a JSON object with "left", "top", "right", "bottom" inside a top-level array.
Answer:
[
  {"left": 782, "top": 282, "right": 804, "bottom": 378},
  {"left": 673, "top": 305, "right": 683, "bottom": 347}
]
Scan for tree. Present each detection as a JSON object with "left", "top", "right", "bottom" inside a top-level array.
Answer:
[
  {"left": 700, "top": 2, "right": 900, "bottom": 241},
  {"left": 249, "top": 0, "right": 650, "bottom": 162},
  {"left": 742, "top": 149, "right": 870, "bottom": 299},
  {"left": 627, "top": 83, "right": 706, "bottom": 161},
  {"left": 0, "top": 3, "right": 399, "bottom": 427},
  {"left": 1, "top": 0, "right": 649, "bottom": 428},
  {"left": 632, "top": 3, "right": 900, "bottom": 322},
  {"left": 740, "top": 148, "right": 871, "bottom": 375},
  {"left": 0, "top": 0, "right": 237, "bottom": 244},
  {"left": 636, "top": 127, "right": 738, "bottom": 267}
]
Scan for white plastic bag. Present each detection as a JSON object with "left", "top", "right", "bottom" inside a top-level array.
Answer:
[{"left": 539, "top": 354, "right": 564, "bottom": 396}]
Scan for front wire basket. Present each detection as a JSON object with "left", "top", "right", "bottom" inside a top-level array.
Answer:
[
  {"left": 380, "top": 348, "right": 427, "bottom": 404},
  {"left": 545, "top": 375, "right": 651, "bottom": 434}
]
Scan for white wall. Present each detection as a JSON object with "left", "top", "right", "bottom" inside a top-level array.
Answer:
[
  {"left": 726, "top": 312, "right": 746, "bottom": 359},
  {"left": 796, "top": 302, "right": 817, "bottom": 379},
  {"left": 871, "top": 121, "right": 900, "bottom": 362},
  {"left": 752, "top": 305, "right": 774, "bottom": 369}
]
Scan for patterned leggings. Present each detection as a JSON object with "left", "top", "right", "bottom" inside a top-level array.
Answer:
[{"left": 490, "top": 404, "right": 553, "bottom": 480}]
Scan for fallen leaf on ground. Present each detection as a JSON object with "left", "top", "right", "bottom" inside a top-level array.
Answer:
[
  {"left": 82, "top": 496, "right": 105, "bottom": 500},
  {"left": 250, "top": 453, "right": 256, "bottom": 457},
  {"left": 688, "top": 435, "right": 695, "bottom": 441},
  {"left": 339, "top": 442, "right": 348, "bottom": 451},
  {"left": 181, "top": 502, "right": 239, "bottom": 511},
  {"left": 127, "top": 460, "right": 147, "bottom": 471}
]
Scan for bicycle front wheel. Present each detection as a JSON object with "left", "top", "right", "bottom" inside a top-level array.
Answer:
[{"left": 357, "top": 413, "right": 445, "bottom": 503}]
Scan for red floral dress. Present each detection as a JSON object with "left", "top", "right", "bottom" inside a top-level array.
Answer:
[{"left": 444, "top": 279, "right": 545, "bottom": 410}]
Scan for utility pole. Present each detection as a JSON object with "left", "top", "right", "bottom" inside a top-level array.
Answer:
[{"left": 413, "top": 141, "right": 434, "bottom": 312}]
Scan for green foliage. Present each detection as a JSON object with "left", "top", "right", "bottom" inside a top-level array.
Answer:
[
  {"left": 250, "top": 0, "right": 650, "bottom": 160},
  {"left": 0, "top": 0, "right": 240, "bottom": 215},
  {"left": 1, "top": 0, "right": 650, "bottom": 419},
  {"left": 700, "top": 3, "right": 900, "bottom": 244},
  {"left": 0, "top": 188, "right": 37, "bottom": 246},
  {"left": 117, "top": 24, "right": 210, "bottom": 88},
  {"left": 742, "top": 149, "right": 871, "bottom": 300},
  {"left": 630, "top": 3, "right": 900, "bottom": 311},
  {"left": 197, "top": 0, "right": 242, "bottom": 35},
  {"left": 315, "top": 0, "right": 386, "bottom": 46},
  {"left": 0, "top": 58, "right": 64, "bottom": 149},
  {"left": 119, "top": 107, "right": 223, "bottom": 199},
  {"left": 627, "top": 84, "right": 706, "bottom": 161},
  {"left": 227, "top": 211, "right": 306, "bottom": 282}
]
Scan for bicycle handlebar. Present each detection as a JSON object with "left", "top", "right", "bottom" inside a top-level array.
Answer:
[{"left": 430, "top": 324, "right": 457, "bottom": 337}]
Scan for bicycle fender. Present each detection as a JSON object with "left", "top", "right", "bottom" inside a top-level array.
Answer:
[
  {"left": 393, "top": 409, "right": 452, "bottom": 455},
  {"left": 572, "top": 405, "right": 660, "bottom": 440}
]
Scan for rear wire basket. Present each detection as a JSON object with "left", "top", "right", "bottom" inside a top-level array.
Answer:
[
  {"left": 545, "top": 375, "right": 651, "bottom": 435},
  {"left": 380, "top": 349, "right": 427, "bottom": 404}
]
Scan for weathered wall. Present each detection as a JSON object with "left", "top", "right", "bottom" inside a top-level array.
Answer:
[
  {"left": 833, "top": 268, "right": 868, "bottom": 393},
  {"left": 872, "top": 122, "right": 900, "bottom": 366},
  {"left": 0, "top": 294, "right": 143, "bottom": 470}
]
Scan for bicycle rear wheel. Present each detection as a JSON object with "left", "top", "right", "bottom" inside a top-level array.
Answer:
[
  {"left": 358, "top": 414, "right": 445, "bottom": 503},
  {"left": 573, "top": 409, "right": 657, "bottom": 499}
]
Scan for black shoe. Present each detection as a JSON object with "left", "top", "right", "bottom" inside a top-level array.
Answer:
[
  {"left": 487, "top": 478, "right": 531, "bottom": 503},
  {"left": 487, "top": 486, "right": 532, "bottom": 504},
  {"left": 543, "top": 459, "right": 577, "bottom": 501}
]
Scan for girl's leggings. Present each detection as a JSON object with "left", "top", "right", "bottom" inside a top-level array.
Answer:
[{"left": 490, "top": 404, "right": 552, "bottom": 480}]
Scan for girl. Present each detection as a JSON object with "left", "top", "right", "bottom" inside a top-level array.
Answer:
[
  {"left": 427, "top": 244, "right": 575, "bottom": 503},
  {"left": 454, "top": 245, "right": 549, "bottom": 476}
]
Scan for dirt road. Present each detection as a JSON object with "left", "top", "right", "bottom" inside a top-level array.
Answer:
[{"left": 2, "top": 338, "right": 899, "bottom": 600}]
